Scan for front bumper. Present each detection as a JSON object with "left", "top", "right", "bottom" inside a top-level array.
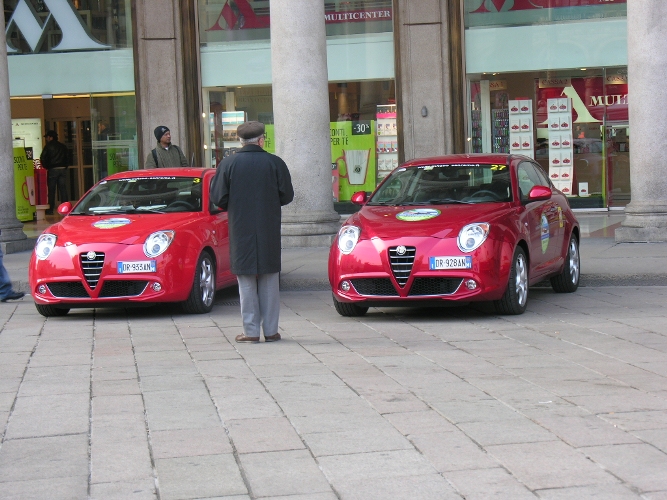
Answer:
[
  {"left": 329, "top": 236, "right": 513, "bottom": 305},
  {"left": 29, "top": 242, "right": 194, "bottom": 306}
]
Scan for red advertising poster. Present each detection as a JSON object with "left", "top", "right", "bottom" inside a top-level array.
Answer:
[
  {"left": 536, "top": 77, "right": 628, "bottom": 125},
  {"left": 471, "top": 0, "right": 626, "bottom": 14},
  {"left": 209, "top": 1, "right": 392, "bottom": 31}
]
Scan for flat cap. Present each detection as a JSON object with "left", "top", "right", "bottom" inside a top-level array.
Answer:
[{"left": 237, "top": 121, "right": 265, "bottom": 140}]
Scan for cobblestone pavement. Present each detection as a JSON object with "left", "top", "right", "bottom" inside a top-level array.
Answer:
[{"left": 2, "top": 284, "right": 667, "bottom": 499}]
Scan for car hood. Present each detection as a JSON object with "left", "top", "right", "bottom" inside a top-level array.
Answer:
[
  {"left": 349, "top": 203, "right": 513, "bottom": 239},
  {"left": 42, "top": 213, "right": 199, "bottom": 245}
]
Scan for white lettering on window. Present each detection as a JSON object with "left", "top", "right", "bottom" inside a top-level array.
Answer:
[{"left": 6, "top": 0, "right": 110, "bottom": 54}]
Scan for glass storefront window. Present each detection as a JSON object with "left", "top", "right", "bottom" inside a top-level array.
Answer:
[
  {"left": 467, "top": 67, "right": 629, "bottom": 209},
  {"left": 202, "top": 80, "right": 396, "bottom": 202},
  {"left": 464, "top": 1, "right": 629, "bottom": 210},
  {"left": 91, "top": 94, "right": 139, "bottom": 183},
  {"left": 199, "top": 0, "right": 396, "bottom": 205}
]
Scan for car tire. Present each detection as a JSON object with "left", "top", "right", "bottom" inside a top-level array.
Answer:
[
  {"left": 495, "top": 246, "right": 529, "bottom": 315},
  {"left": 333, "top": 295, "right": 369, "bottom": 317},
  {"left": 35, "top": 304, "right": 70, "bottom": 317},
  {"left": 182, "top": 252, "right": 216, "bottom": 314},
  {"left": 550, "top": 234, "right": 580, "bottom": 293}
]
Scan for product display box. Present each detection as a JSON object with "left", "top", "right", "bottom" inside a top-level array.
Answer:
[
  {"left": 376, "top": 104, "right": 398, "bottom": 180},
  {"left": 547, "top": 97, "right": 574, "bottom": 195},
  {"left": 508, "top": 99, "right": 534, "bottom": 158}
]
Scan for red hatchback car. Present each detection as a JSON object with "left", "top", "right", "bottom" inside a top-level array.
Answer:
[
  {"left": 329, "top": 154, "right": 580, "bottom": 316},
  {"left": 29, "top": 168, "right": 235, "bottom": 317}
]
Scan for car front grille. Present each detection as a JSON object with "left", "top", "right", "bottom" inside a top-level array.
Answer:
[
  {"left": 98, "top": 280, "right": 149, "bottom": 298},
  {"left": 350, "top": 278, "right": 398, "bottom": 296},
  {"left": 79, "top": 252, "right": 105, "bottom": 289},
  {"left": 408, "top": 278, "right": 463, "bottom": 296},
  {"left": 47, "top": 281, "right": 90, "bottom": 298},
  {"left": 389, "top": 246, "right": 416, "bottom": 287}
]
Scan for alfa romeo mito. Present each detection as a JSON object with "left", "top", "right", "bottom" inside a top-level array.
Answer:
[
  {"left": 329, "top": 154, "right": 580, "bottom": 316},
  {"left": 29, "top": 168, "right": 235, "bottom": 316}
]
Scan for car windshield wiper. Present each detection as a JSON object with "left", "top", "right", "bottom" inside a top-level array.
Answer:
[{"left": 426, "top": 198, "right": 475, "bottom": 205}]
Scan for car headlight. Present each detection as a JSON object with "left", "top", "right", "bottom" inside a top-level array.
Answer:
[
  {"left": 338, "top": 225, "right": 361, "bottom": 255},
  {"left": 143, "top": 230, "right": 175, "bottom": 258},
  {"left": 35, "top": 233, "right": 57, "bottom": 260},
  {"left": 457, "top": 223, "right": 490, "bottom": 252}
]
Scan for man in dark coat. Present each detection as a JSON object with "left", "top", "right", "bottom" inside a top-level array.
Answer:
[
  {"left": 211, "top": 121, "right": 294, "bottom": 343},
  {"left": 40, "top": 130, "right": 70, "bottom": 215}
]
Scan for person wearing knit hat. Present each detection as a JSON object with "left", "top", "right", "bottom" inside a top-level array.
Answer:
[
  {"left": 144, "top": 125, "right": 188, "bottom": 168},
  {"left": 210, "top": 121, "right": 294, "bottom": 343}
]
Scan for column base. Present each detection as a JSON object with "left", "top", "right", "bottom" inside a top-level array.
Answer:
[
  {"left": 615, "top": 204, "right": 667, "bottom": 242},
  {"left": 615, "top": 226, "right": 667, "bottom": 243},
  {"left": 1, "top": 238, "right": 36, "bottom": 254},
  {"left": 281, "top": 234, "right": 335, "bottom": 248},
  {"left": 281, "top": 211, "right": 341, "bottom": 248}
]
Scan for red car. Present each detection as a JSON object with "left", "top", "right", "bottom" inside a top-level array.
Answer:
[
  {"left": 29, "top": 168, "right": 235, "bottom": 317},
  {"left": 329, "top": 154, "right": 580, "bottom": 316}
]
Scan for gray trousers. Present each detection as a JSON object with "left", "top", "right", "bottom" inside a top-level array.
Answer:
[{"left": 237, "top": 273, "right": 280, "bottom": 338}]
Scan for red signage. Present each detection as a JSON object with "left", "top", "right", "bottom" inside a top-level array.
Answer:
[
  {"left": 209, "top": 1, "right": 392, "bottom": 31},
  {"left": 536, "top": 77, "right": 628, "bottom": 123},
  {"left": 471, "top": 0, "right": 626, "bottom": 14}
]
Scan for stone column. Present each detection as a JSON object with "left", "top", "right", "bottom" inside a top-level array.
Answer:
[
  {"left": 0, "top": 7, "right": 29, "bottom": 254},
  {"left": 133, "top": 0, "right": 201, "bottom": 168},
  {"left": 616, "top": 0, "right": 667, "bottom": 242},
  {"left": 270, "top": 0, "right": 341, "bottom": 247},
  {"left": 395, "top": 0, "right": 454, "bottom": 161}
]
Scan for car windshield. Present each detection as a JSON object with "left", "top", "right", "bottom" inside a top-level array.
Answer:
[
  {"left": 71, "top": 176, "right": 203, "bottom": 215},
  {"left": 368, "top": 163, "right": 513, "bottom": 205}
]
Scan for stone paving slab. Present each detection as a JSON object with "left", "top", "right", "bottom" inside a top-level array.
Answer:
[{"left": 2, "top": 287, "right": 667, "bottom": 498}]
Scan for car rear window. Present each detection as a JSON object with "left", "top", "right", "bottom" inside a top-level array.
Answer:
[
  {"left": 369, "top": 163, "right": 513, "bottom": 205},
  {"left": 72, "top": 176, "right": 203, "bottom": 215}
]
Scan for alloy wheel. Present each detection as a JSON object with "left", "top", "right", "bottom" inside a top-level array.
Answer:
[{"left": 515, "top": 253, "right": 528, "bottom": 307}]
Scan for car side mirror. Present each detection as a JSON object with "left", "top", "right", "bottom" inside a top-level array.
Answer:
[
  {"left": 351, "top": 191, "right": 368, "bottom": 206},
  {"left": 58, "top": 202, "right": 72, "bottom": 215},
  {"left": 528, "top": 185, "right": 552, "bottom": 202}
]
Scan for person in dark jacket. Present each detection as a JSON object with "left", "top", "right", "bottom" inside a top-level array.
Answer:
[
  {"left": 40, "top": 130, "right": 69, "bottom": 215},
  {"left": 210, "top": 121, "right": 294, "bottom": 343},
  {"left": 144, "top": 126, "right": 188, "bottom": 168}
]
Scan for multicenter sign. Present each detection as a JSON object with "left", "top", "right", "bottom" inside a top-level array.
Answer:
[
  {"left": 208, "top": 0, "right": 392, "bottom": 31},
  {"left": 5, "top": 0, "right": 109, "bottom": 53}
]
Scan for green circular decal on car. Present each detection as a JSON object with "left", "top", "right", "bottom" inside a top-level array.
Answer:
[
  {"left": 396, "top": 208, "right": 441, "bottom": 222},
  {"left": 93, "top": 218, "right": 132, "bottom": 229}
]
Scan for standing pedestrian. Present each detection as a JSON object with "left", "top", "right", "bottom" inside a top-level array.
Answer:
[
  {"left": 0, "top": 243, "right": 25, "bottom": 302},
  {"left": 144, "top": 126, "right": 188, "bottom": 168},
  {"left": 40, "top": 130, "right": 69, "bottom": 215},
  {"left": 210, "top": 121, "right": 294, "bottom": 343}
]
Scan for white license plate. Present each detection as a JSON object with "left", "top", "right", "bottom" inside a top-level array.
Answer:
[
  {"left": 117, "top": 260, "right": 156, "bottom": 274},
  {"left": 429, "top": 256, "right": 472, "bottom": 270}
]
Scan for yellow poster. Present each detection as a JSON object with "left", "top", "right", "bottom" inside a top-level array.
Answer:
[{"left": 13, "top": 140, "right": 36, "bottom": 222}]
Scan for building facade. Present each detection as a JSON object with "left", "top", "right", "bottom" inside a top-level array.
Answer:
[{"left": 5, "top": 0, "right": 665, "bottom": 242}]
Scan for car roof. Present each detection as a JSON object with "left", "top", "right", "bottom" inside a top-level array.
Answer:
[
  {"left": 104, "top": 167, "right": 212, "bottom": 181},
  {"left": 401, "top": 153, "right": 529, "bottom": 168}
]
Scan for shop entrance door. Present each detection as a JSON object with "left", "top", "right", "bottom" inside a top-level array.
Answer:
[
  {"left": 605, "top": 123, "right": 630, "bottom": 208},
  {"left": 46, "top": 119, "right": 93, "bottom": 203}
]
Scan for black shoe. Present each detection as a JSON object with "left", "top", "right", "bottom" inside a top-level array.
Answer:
[{"left": 1, "top": 291, "right": 25, "bottom": 302}]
